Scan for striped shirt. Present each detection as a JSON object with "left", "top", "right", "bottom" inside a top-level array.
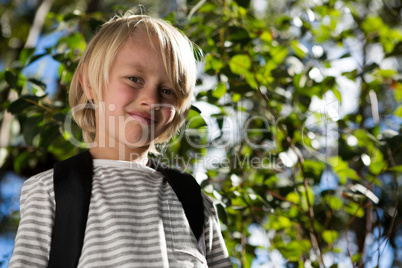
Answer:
[{"left": 9, "top": 159, "right": 232, "bottom": 267}]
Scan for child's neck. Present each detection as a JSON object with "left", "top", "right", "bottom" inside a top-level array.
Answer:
[{"left": 89, "top": 145, "right": 149, "bottom": 163}]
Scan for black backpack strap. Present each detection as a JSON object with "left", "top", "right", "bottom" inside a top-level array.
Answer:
[
  {"left": 148, "top": 158, "right": 205, "bottom": 241},
  {"left": 48, "top": 151, "right": 93, "bottom": 268}
]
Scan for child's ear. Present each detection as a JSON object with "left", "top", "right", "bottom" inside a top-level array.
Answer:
[{"left": 78, "top": 71, "right": 94, "bottom": 100}]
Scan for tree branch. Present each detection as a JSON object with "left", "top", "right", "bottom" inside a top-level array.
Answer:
[{"left": 25, "top": 0, "right": 55, "bottom": 48}]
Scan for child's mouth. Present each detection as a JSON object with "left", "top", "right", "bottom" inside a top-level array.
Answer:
[{"left": 128, "top": 112, "right": 156, "bottom": 126}]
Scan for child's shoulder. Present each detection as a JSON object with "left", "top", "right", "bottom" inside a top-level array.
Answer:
[
  {"left": 148, "top": 158, "right": 198, "bottom": 182},
  {"left": 22, "top": 168, "right": 54, "bottom": 193},
  {"left": 200, "top": 191, "right": 218, "bottom": 211},
  {"left": 25, "top": 168, "right": 54, "bottom": 184},
  {"left": 20, "top": 168, "right": 55, "bottom": 205}
]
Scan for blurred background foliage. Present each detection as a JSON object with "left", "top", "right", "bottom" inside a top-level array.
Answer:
[{"left": 1, "top": 0, "right": 402, "bottom": 267}]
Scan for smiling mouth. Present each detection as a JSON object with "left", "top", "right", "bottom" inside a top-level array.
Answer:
[{"left": 128, "top": 112, "right": 157, "bottom": 126}]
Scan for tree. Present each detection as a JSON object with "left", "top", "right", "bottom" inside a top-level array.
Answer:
[{"left": 1, "top": 0, "right": 401, "bottom": 267}]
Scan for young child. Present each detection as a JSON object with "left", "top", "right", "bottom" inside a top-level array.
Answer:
[{"left": 9, "top": 13, "right": 232, "bottom": 267}]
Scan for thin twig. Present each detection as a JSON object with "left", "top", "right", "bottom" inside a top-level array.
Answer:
[
  {"left": 25, "top": 0, "right": 55, "bottom": 48},
  {"left": 375, "top": 209, "right": 382, "bottom": 266},
  {"left": 187, "top": 0, "right": 207, "bottom": 20},
  {"left": 241, "top": 215, "right": 247, "bottom": 267},
  {"left": 267, "top": 190, "right": 303, "bottom": 211},
  {"left": 22, "top": 97, "right": 53, "bottom": 112}
]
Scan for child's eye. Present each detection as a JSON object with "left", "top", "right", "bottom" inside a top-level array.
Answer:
[
  {"left": 160, "top": 88, "right": 177, "bottom": 102},
  {"left": 128, "top": 77, "right": 142, "bottom": 84},
  {"left": 161, "top": 88, "right": 173, "bottom": 95}
]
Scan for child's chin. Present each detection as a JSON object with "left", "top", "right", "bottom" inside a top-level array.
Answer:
[
  {"left": 120, "top": 133, "right": 152, "bottom": 147},
  {"left": 122, "top": 138, "right": 150, "bottom": 147}
]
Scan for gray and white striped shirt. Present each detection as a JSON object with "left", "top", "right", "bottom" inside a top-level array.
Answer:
[{"left": 9, "top": 159, "right": 232, "bottom": 267}]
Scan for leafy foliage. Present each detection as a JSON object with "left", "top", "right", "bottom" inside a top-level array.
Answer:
[{"left": 1, "top": 0, "right": 401, "bottom": 267}]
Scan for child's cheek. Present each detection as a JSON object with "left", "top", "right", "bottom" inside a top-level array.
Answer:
[{"left": 121, "top": 87, "right": 136, "bottom": 101}]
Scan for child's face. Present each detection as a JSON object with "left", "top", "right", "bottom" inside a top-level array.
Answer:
[{"left": 95, "top": 32, "right": 177, "bottom": 152}]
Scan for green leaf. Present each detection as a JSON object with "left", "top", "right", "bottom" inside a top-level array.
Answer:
[
  {"left": 325, "top": 196, "right": 343, "bottom": 210},
  {"left": 19, "top": 48, "right": 35, "bottom": 65},
  {"left": 388, "top": 41, "right": 402, "bottom": 57},
  {"left": 353, "top": 129, "right": 380, "bottom": 145},
  {"left": 8, "top": 98, "right": 34, "bottom": 114},
  {"left": 23, "top": 114, "right": 44, "bottom": 145},
  {"left": 279, "top": 240, "right": 311, "bottom": 260},
  {"left": 332, "top": 87, "right": 342, "bottom": 102},
  {"left": 5, "top": 70, "right": 18, "bottom": 90},
  {"left": 345, "top": 202, "right": 364, "bottom": 218},
  {"left": 333, "top": 168, "right": 360, "bottom": 183},
  {"left": 270, "top": 46, "right": 288, "bottom": 64},
  {"left": 7, "top": 95, "right": 47, "bottom": 114},
  {"left": 330, "top": 157, "right": 360, "bottom": 183},
  {"left": 58, "top": 32, "right": 86, "bottom": 52},
  {"left": 205, "top": 54, "right": 224, "bottom": 72},
  {"left": 303, "top": 159, "right": 325, "bottom": 177},
  {"left": 13, "top": 151, "right": 30, "bottom": 174},
  {"left": 190, "top": 105, "right": 202, "bottom": 114},
  {"left": 276, "top": 15, "right": 292, "bottom": 29},
  {"left": 28, "top": 78, "right": 47, "bottom": 92},
  {"left": 232, "top": 93, "right": 241, "bottom": 103},
  {"left": 228, "top": 26, "right": 250, "bottom": 44},
  {"left": 339, "top": 52, "right": 351, "bottom": 59},
  {"left": 322, "top": 230, "right": 338, "bottom": 244},
  {"left": 291, "top": 41, "right": 308, "bottom": 58},
  {"left": 289, "top": 206, "right": 299, "bottom": 217},
  {"left": 198, "top": 3, "right": 218, "bottom": 13},
  {"left": 63, "top": 11, "right": 81, "bottom": 21},
  {"left": 215, "top": 203, "right": 228, "bottom": 225},
  {"left": 342, "top": 69, "right": 357, "bottom": 80},
  {"left": 268, "top": 215, "right": 293, "bottom": 230},
  {"left": 260, "top": 31, "right": 272, "bottom": 43},
  {"left": 87, "top": 18, "right": 104, "bottom": 34},
  {"left": 186, "top": 109, "right": 207, "bottom": 129},
  {"left": 212, "top": 82, "right": 227, "bottom": 98},
  {"left": 234, "top": 0, "right": 250, "bottom": 8},
  {"left": 394, "top": 82, "right": 402, "bottom": 101},
  {"left": 394, "top": 105, "right": 402, "bottom": 117},
  {"left": 388, "top": 165, "right": 402, "bottom": 172},
  {"left": 300, "top": 187, "right": 315, "bottom": 210},
  {"left": 39, "top": 122, "right": 61, "bottom": 149},
  {"left": 369, "top": 161, "right": 385, "bottom": 175},
  {"left": 363, "top": 62, "right": 379, "bottom": 74},
  {"left": 53, "top": 112, "right": 66, "bottom": 122},
  {"left": 352, "top": 253, "right": 362, "bottom": 263},
  {"left": 377, "top": 69, "right": 397, "bottom": 78},
  {"left": 314, "top": 24, "right": 332, "bottom": 42},
  {"left": 361, "top": 16, "right": 384, "bottom": 35},
  {"left": 26, "top": 53, "right": 47, "bottom": 65},
  {"left": 286, "top": 192, "right": 300, "bottom": 204},
  {"left": 244, "top": 72, "right": 258, "bottom": 88},
  {"left": 229, "top": 54, "right": 251, "bottom": 74}
]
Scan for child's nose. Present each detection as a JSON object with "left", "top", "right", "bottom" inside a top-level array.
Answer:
[{"left": 139, "top": 86, "right": 160, "bottom": 109}]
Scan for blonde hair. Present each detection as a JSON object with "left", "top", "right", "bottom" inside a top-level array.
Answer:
[{"left": 69, "top": 12, "right": 200, "bottom": 154}]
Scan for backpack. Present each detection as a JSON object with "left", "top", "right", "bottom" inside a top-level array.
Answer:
[{"left": 47, "top": 151, "right": 204, "bottom": 268}]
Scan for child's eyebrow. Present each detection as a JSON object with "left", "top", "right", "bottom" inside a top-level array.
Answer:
[{"left": 124, "top": 62, "right": 147, "bottom": 72}]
